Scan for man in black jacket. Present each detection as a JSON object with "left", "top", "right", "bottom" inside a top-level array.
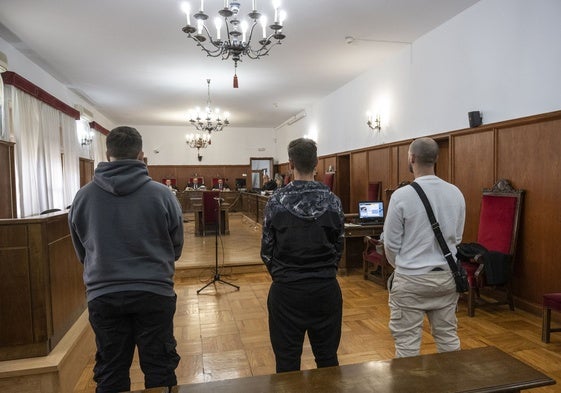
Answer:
[{"left": 261, "top": 137, "right": 345, "bottom": 373}]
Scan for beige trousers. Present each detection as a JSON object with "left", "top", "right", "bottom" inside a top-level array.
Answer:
[{"left": 388, "top": 270, "right": 460, "bottom": 358}]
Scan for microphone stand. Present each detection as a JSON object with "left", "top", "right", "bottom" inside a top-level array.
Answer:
[{"left": 197, "top": 195, "right": 240, "bottom": 294}]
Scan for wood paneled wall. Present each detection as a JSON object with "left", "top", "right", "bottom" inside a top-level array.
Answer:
[
  {"left": 324, "top": 110, "right": 561, "bottom": 311},
  {"left": 147, "top": 165, "right": 249, "bottom": 190}
]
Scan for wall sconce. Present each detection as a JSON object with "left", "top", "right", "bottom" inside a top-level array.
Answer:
[
  {"left": 366, "top": 112, "right": 381, "bottom": 132},
  {"left": 81, "top": 131, "right": 94, "bottom": 146}
]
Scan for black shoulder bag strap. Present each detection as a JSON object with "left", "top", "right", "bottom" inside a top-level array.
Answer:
[{"left": 410, "top": 182, "right": 461, "bottom": 278}]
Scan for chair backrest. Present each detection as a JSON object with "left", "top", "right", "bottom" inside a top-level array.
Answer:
[
  {"left": 385, "top": 181, "right": 410, "bottom": 202},
  {"left": 323, "top": 172, "right": 335, "bottom": 191},
  {"left": 368, "top": 181, "right": 382, "bottom": 200},
  {"left": 40, "top": 208, "right": 61, "bottom": 215},
  {"left": 202, "top": 191, "right": 220, "bottom": 226},
  {"left": 476, "top": 179, "right": 524, "bottom": 256},
  {"left": 189, "top": 177, "right": 204, "bottom": 185}
]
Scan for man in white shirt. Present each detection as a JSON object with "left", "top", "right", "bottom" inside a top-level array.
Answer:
[{"left": 383, "top": 137, "right": 465, "bottom": 358}]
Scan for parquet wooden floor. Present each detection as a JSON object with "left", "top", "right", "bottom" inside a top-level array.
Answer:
[{"left": 73, "top": 214, "right": 561, "bottom": 392}]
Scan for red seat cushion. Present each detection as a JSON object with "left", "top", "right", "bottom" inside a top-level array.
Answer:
[
  {"left": 363, "top": 249, "right": 383, "bottom": 271},
  {"left": 544, "top": 293, "right": 561, "bottom": 311}
]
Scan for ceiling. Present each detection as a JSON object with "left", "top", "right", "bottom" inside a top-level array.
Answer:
[{"left": 0, "top": 0, "right": 479, "bottom": 129}]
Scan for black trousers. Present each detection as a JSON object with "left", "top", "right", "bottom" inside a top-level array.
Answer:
[
  {"left": 267, "top": 278, "right": 342, "bottom": 373},
  {"left": 88, "top": 291, "right": 180, "bottom": 393}
]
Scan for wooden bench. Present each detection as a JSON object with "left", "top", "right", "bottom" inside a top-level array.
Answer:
[{"left": 129, "top": 346, "right": 555, "bottom": 393}]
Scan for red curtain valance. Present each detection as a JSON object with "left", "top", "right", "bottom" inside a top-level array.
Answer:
[
  {"left": 1, "top": 71, "right": 80, "bottom": 120},
  {"left": 89, "top": 121, "right": 110, "bottom": 136}
]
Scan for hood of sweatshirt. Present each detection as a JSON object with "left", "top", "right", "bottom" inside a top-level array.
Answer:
[
  {"left": 275, "top": 180, "right": 332, "bottom": 221},
  {"left": 93, "top": 159, "right": 151, "bottom": 196}
]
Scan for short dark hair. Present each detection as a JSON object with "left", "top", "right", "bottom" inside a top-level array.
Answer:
[
  {"left": 288, "top": 138, "right": 318, "bottom": 175},
  {"left": 409, "top": 137, "right": 439, "bottom": 165},
  {"left": 106, "top": 126, "right": 142, "bottom": 159}
]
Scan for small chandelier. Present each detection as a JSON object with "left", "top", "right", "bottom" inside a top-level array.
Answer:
[
  {"left": 366, "top": 111, "right": 381, "bottom": 132},
  {"left": 81, "top": 130, "right": 94, "bottom": 146},
  {"left": 180, "top": 0, "right": 287, "bottom": 88},
  {"left": 186, "top": 132, "right": 211, "bottom": 161},
  {"left": 189, "top": 79, "right": 230, "bottom": 133}
]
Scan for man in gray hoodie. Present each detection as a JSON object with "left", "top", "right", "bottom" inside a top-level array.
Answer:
[{"left": 69, "top": 126, "right": 183, "bottom": 393}]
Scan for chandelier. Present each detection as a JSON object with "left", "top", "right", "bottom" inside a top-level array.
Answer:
[
  {"left": 186, "top": 132, "right": 211, "bottom": 161},
  {"left": 188, "top": 79, "right": 230, "bottom": 132},
  {"left": 180, "top": 0, "right": 287, "bottom": 88}
]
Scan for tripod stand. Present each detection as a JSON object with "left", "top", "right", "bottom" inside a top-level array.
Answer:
[{"left": 197, "top": 194, "right": 240, "bottom": 294}]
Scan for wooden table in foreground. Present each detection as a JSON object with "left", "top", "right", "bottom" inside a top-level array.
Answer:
[{"left": 130, "top": 346, "right": 555, "bottom": 393}]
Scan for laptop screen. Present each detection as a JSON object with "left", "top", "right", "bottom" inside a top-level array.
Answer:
[{"left": 358, "top": 201, "right": 384, "bottom": 223}]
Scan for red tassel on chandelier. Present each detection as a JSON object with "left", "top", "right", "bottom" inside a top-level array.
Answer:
[{"left": 233, "top": 63, "right": 239, "bottom": 88}]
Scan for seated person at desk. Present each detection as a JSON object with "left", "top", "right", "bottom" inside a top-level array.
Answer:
[
  {"left": 164, "top": 179, "right": 178, "bottom": 193},
  {"left": 212, "top": 178, "right": 230, "bottom": 191},
  {"left": 262, "top": 174, "right": 277, "bottom": 191},
  {"left": 185, "top": 177, "right": 204, "bottom": 190}
]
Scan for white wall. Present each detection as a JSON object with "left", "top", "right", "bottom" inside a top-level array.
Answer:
[
  {"left": 139, "top": 125, "right": 276, "bottom": 165},
  {"left": 275, "top": 0, "right": 561, "bottom": 163},
  {"left": 0, "top": 36, "right": 115, "bottom": 131}
]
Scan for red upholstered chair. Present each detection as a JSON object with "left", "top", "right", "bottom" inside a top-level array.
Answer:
[
  {"left": 362, "top": 236, "right": 393, "bottom": 289},
  {"left": 323, "top": 172, "right": 335, "bottom": 191},
  {"left": 542, "top": 293, "right": 561, "bottom": 343},
  {"left": 368, "top": 181, "right": 382, "bottom": 200},
  {"left": 202, "top": 191, "right": 220, "bottom": 236},
  {"left": 461, "top": 179, "right": 524, "bottom": 317}
]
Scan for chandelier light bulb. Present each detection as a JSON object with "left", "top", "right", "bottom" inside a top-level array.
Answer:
[
  {"left": 260, "top": 16, "right": 267, "bottom": 38},
  {"left": 241, "top": 20, "right": 248, "bottom": 43},
  {"left": 181, "top": 2, "right": 191, "bottom": 25},
  {"left": 214, "top": 17, "right": 222, "bottom": 40},
  {"left": 279, "top": 10, "right": 286, "bottom": 26}
]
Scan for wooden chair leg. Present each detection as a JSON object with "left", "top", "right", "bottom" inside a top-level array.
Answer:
[
  {"left": 542, "top": 307, "right": 551, "bottom": 343},
  {"left": 507, "top": 282, "right": 515, "bottom": 311},
  {"left": 468, "top": 286, "right": 475, "bottom": 317}
]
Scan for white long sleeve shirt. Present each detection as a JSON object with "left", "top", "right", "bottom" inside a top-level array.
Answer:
[{"left": 383, "top": 175, "right": 465, "bottom": 275}]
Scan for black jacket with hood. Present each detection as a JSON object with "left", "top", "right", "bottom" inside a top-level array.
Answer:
[{"left": 260, "top": 180, "right": 345, "bottom": 283}]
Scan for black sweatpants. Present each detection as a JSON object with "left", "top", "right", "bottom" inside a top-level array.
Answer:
[{"left": 267, "top": 278, "right": 342, "bottom": 373}]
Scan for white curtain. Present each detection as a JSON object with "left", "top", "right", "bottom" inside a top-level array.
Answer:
[
  {"left": 11, "top": 88, "right": 41, "bottom": 217},
  {"left": 38, "top": 104, "right": 64, "bottom": 212},
  {"left": 10, "top": 87, "right": 73, "bottom": 217},
  {"left": 61, "top": 115, "right": 80, "bottom": 207},
  {"left": 92, "top": 129, "right": 107, "bottom": 166}
]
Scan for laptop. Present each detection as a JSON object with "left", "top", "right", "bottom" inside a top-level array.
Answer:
[{"left": 358, "top": 201, "right": 384, "bottom": 225}]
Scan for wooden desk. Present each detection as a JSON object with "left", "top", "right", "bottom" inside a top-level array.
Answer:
[
  {"left": 340, "top": 223, "right": 383, "bottom": 275},
  {"left": 129, "top": 347, "right": 555, "bottom": 393},
  {"left": 0, "top": 211, "right": 86, "bottom": 360},
  {"left": 194, "top": 207, "right": 229, "bottom": 236}
]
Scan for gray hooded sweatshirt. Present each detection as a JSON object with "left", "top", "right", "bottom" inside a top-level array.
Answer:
[{"left": 68, "top": 159, "right": 184, "bottom": 302}]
